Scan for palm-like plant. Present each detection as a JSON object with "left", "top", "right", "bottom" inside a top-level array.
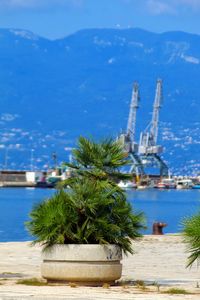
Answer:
[
  {"left": 26, "top": 137, "right": 145, "bottom": 254},
  {"left": 182, "top": 212, "right": 200, "bottom": 267},
  {"left": 64, "top": 136, "right": 132, "bottom": 182}
]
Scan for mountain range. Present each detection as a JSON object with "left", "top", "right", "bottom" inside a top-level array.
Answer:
[{"left": 0, "top": 27, "right": 200, "bottom": 175}]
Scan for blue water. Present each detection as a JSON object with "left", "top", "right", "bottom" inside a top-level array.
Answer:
[
  {"left": 127, "top": 189, "right": 200, "bottom": 234},
  {"left": 0, "top": 188, "right": 199, "bottom": 242}
]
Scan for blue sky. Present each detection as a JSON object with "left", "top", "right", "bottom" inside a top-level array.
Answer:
[{"left": 0, "top": 0, "right": 200, "bottom": 39}]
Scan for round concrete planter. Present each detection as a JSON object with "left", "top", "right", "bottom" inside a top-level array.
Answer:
[{"left": 41, "top": 244, "right": 122, "bottom": 285}]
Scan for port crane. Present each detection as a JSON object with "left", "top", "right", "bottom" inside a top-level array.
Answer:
[
  {"left": 138, "top": 79, "right": 168, "bottom": 176},
  {"left": 119, "top": 82, "right": 144, "bottom": 175}
]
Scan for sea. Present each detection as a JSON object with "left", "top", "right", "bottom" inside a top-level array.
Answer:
[{"left": 0, "top": 188, "right": 199, "bottom": 242}]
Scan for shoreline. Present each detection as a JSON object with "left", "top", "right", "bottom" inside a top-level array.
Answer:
[
  {"left": 0, "top": 235, "right": 199, "bottom": 299},
  {"left": 0, "top": 233, "right": 181, "bottom": 243}
]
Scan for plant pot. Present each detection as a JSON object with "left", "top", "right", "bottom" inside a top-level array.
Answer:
[{"left": 41, "top": 244, "right": 122, "bottom": 285}]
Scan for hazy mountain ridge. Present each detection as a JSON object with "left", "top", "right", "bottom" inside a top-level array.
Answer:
[{"left": 0, "top": 27, "right": 200, "bottom": 174}]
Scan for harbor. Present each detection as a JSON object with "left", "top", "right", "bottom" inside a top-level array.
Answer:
[
  {"left": 1, "top": 169, "right": 200, "bottom": 190},
  {"left": 0, "top": 80, "right": 199, "bottom": 190}
]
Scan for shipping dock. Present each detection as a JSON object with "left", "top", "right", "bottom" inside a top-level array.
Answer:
[{"left": 0, "top": 170, "right": 46, "bottom": 188}]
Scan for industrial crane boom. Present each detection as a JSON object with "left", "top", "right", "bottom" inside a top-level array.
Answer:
[
  {"left": 149, "top": 79, "right": 163, "bottom": 145},
  {"left": 139, "top": 79, "right": 163, "bottom": 155},
  {"left": 126, "top": 82, "right": 140, "bottom": 144}
]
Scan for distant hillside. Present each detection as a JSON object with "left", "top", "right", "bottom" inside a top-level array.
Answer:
[{"left": 0, "top": 27, "right": 200, "bottom": 174}]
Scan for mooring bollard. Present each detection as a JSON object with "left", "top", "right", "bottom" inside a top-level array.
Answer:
[{"left": 152, "top": 222, "right": 167, "bottom": 235}]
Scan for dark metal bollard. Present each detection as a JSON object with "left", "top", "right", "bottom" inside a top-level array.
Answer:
[{"left": 152, "top": 222, "right": 167, "bottom": 235}]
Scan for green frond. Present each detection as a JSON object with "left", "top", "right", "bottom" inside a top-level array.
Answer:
[
  {"left": 69, "top": 136, "right": 131, "bottom": 180},
  {"left": 182, "top": 212, "right": 200, "bottom": 267}
]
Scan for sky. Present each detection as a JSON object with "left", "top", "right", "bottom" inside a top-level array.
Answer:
[{"left": 0, "top": 0, "right": 200, "bottom": 39}]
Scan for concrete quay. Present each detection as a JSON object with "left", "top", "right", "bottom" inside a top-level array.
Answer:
[{"left": 0, "top": 235, "right": 199, "bottom": 299}]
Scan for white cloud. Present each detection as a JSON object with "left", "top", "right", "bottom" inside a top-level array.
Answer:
[
  {"left": 1, "top": 0, "right": 200, "bottom": 14},
  {"left": 180, "top": 0, "right": 200, "bottom": 9},
  {"left": 181, "top": 54, "right": 200, "bottom": 64},
  {"left": 146, "top": 0, "right": 200, "bottom": 15},
  {"left": 108, "top": 57, "right": 116, "bottom": 64},
  {"left": 147, "top": 0, "right": 176, "bottom": 15},
  {"left": 0, "top": 0, "right": 83, "bottom": 9},
  {"left": 1, "top": 113, "right": 19, "bottom": 122}
]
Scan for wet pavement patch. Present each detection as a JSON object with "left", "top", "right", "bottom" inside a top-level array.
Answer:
[{"left": 0, "top": 272, "right": 24, "bottom": 278}]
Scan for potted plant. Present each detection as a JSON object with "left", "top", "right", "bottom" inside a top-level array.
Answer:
[
  {"left": 26, "top": 137, "right": 145, "bottom": 285},
  {"left": 182, "top": 211, "right": 200, "bottom": 267}
]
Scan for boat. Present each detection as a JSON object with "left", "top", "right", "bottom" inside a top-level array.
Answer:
[
  {"left": 192, "top": 184, "right": 200, "bottom": 189},
  {"left": 44, "top": 167, "right": 69, "bottom": 188},
  {"left": 155, "top": 178, "right": 176, "bottom": 189},
  {"left": 35, "top": 181, "right": 55, "bottom": 188},
  {"left": 155, "top": 181, "right": 166, "bottom": 189},
  {"left": 176, "top": 179, "right": 193, "bottom": 189},
  {"left": 137, "top": 185, "right": 148, "bottom": 190},
  {"left": 118, "top": 181, "right": 137, "bottom": 189}
]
